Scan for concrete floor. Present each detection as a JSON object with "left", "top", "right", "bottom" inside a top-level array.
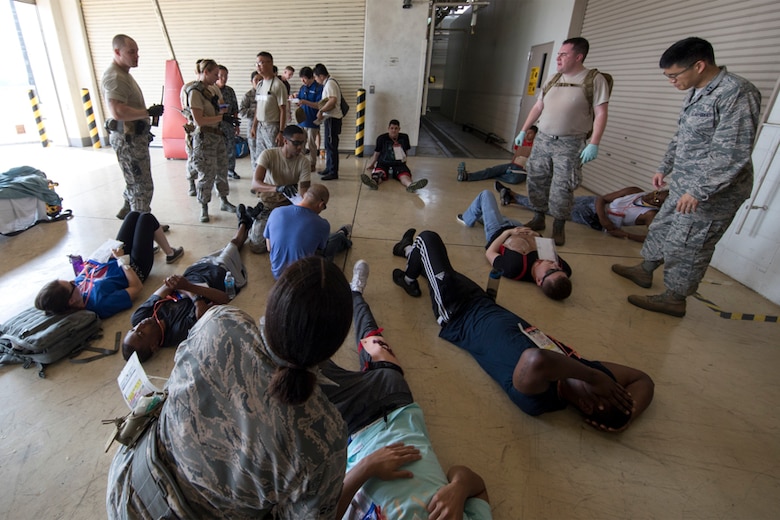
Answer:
[{"left": 1, "top": 141, "right": 779, "bottom": 519}]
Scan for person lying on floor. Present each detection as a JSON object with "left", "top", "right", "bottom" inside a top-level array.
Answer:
[
  {"left": 494, "top": 183, "right": 668, "bottom": 242},
  {"left": 456, "top": 125, "right": 537, "bottom": 184},
  {"left": 35, "top": 211, "right": 183, "bottom": 319},
  {"left": 122, "top": 210, "right": 252, "bottom": 362},
  {"left": 391, "top": 229, "right": 654, "bottom": 432},
  {"left": 447, "top": 190, "right": 572, "bottom": 300},
  {"left": 319, "top": 259, "right": 492, "bottom": 519}
]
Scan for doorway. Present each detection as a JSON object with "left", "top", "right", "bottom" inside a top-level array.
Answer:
[{"left": 514, "top": 41, "right": 554, "bottom": 137}]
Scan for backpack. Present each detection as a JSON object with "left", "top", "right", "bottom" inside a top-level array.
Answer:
[
  {"left": 0, "top": 307, "right": 112, "bottom": 378},
  {"left": 234, "top": 135, "right": 249, "bottom": 158},
  {"left": 542, "top": 68, "right": 613, "bottom": 137},
  {"left": 328, "top": 78, "right": 350, "bottom": 117}
]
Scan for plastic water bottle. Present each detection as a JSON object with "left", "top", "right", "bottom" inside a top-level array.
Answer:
[
  {"left": 486, "top": 269, "right": 502, "bottom": 301},
  {"left": 68, "top": 254, "right": 84, "bottom": 276},
  {"left": 224, "top": 271, "right": 236, "bottom": 301}
]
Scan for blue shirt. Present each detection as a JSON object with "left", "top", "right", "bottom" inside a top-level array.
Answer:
[
  {"left": 263, "top": 205, "right": 330, "bottom": 278},
  {"left": 75, "top": 258, "right": 132, "bottom": 319},
  {"left": 298, "top": 81, "right": 323, "bottom": 128}
]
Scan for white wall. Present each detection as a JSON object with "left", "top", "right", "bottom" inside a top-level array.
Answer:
[{"left": 363, "top": 0, "right": 429, "bottom": 152}]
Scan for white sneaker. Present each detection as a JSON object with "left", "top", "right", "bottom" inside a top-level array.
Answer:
[{"left": 351, "top": 259, "right": 369, "bottom": 293}]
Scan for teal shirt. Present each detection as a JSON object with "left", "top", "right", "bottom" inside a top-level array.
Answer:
[{"left": 346, "top": 403, "right": 492, "bottom": 519}]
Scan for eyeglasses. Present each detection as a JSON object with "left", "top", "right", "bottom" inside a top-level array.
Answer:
[
  {"left": 540, "top": 268, "right": 563, "bottom": 285},
  {"left": 287, "top": 139, "right": 305, "bottom": 147},
  {"left": 663, "top": 61, "right": 697, "bottom": 80}
]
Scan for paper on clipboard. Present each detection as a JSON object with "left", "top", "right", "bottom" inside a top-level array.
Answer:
[
  {"left": 89, "top": 239, "right": 124, "bottom": 264},
  {"left": 534, "top": 237, "right": 557, "bottom": 261},
  {"left": 117, "top": 352, "right": 162, "bottom": 410},
  {"left": 285, "top": 193, "right": 303, "bottom": 205}
]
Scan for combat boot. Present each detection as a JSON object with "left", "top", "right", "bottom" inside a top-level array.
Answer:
[
  {"left": 220, "top": 197, "right": 236, "bottom": 212},
  {"left": 611, "top": 263, "right": 653, "bottom": 288},
  {"left": 188, "top": 180, "right": 196, "bottom": 196},
  {"left": 552, "top": 219, "right": 566, "bottom": 246},
  {"left": 116, "top": 200, "right": 131, "bottom": 220},
  {"left": 200, "top": 204, "right": 209, "bottom": 223},
  {"left": 627, "top": 291, "right": 686, "bottom": 317},
  {"left": 525, "top": 212, "right": 546, "bottom": 231}
]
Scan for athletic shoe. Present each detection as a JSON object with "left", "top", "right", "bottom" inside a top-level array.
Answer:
[
  {"left": 392, "top": 228, "right": 416, "bottom": 257},
  {"left": 321, "top": 172, "right": 339, "bottom": 181},
  {"left": 228, "top": 170, "right": 241, "bottom": 180},
  {"left": 457, "top": 162, "right": 468, "bottom": 182},
  {"left": 456, "top": 214, "right": 466, "bottom": 225},
  {"left": 161, "top": 224, "right": 170, "bottom": 233},
  {"left": 360, "top": 173, "right": 379, "bottom": 190},
  {"left": 392, "top": 268, "right": 421, "bottom": 297},
  {"left": 495, "top": 181, "right": 512, "bottom": 206},
  {"left": 406, "top": 178, "right": 428, "bottom": 193},
  {"left": 237, "top": 204, "right": 253, "bottom": 229},
  {"left": 338, "top": 224, "right": 353, "bottom": 239},
  {"left": 351, "top": 260, "right": 369, "bottom": 293},
  {"left": 166, "top": 247, "right": 184, "bottom": 264}
]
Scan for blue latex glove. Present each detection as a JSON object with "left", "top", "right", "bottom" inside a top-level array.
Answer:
[
  {"left": 580, "top": 143, "right": 599, "bottom": 164},
  {"left": 514, "top": 130, "right": 526, "bottom": 147}
]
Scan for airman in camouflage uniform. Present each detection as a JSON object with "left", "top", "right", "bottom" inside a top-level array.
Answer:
[
  {"left": 101, "top": 34, "right": 163, "bottom": 218},
  {"left": 186, "top": 59, "right": 236, "bottom": 223},
  {"left": 239, "top": 72, "right": 260, "bottom": 167},
  {"left": 612, "top": 37, "right": 761, "bottom": 317},
  {"left": 217, "top": 65, "right": 241, "bottom": 180}
]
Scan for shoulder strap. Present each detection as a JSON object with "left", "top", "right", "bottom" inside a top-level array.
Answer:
[{"left": 542, "top": 72, "right": 563, "bottom": 96}]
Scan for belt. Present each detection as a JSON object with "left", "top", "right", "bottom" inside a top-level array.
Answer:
[
  {"left": 539, "top": 131, "right": 587, "bottom": 141},
  {"left": 124, "top": 120, "right": 149, "bottom": 134},
  {"left": 197, "top": 125, "right": 223, "bottom": 135}
]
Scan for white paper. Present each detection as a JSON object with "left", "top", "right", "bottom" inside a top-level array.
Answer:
[
  {"left": 393, "top": 144, "right": 406, "bottom": 161},
  {"left": 89, "top": 238, "right": 123, "bottom": 264},
  {"left": 117, "top": 352, "right": 162, "bottom": 410},
  {"left": 534, "top": 237, "right": 557, "bottom": 261},
  {"left": 284, "top": 193, "right": 303, "bottom": 205},
  {"left": 520, "top": 324, "right": 564, "bottom": 355}
]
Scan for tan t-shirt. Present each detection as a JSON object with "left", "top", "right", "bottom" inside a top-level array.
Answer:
[
  {"left": 254, "top": 77, "right": 287, "bottom": 123},
  {"left": 537, "top": 68, "right": 610, "bottom": 136},
  {"left": 101, "top": 62, "right": 146, "bottom": 112},
  {"left": 188, "top": 83, "right": 222, "bottom": 128},
  {"left": 258, "top": 148, "right": 312, "bottom": 207}
]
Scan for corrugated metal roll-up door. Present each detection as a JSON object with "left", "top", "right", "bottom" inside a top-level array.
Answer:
[
  {"left": 579, "top": 0, "right": 780, "bottom": 196},
  {"left": 81, "top": 0, "right": 366, "bottom": 146}
]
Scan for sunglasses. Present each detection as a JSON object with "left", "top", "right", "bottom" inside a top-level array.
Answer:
[
  {"left": 540, "top": 268, "right": 563, "bottom": 285},
  {"left": 287, "top": 139, "right": 305, "bottom": 147}
]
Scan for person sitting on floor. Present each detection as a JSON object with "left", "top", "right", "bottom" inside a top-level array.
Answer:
[
  {"left": 318, "top": 259, "right": 492, "bottom": 518},
  {"left": 457, "top": 125, "right": 537, "bottom": 184},
  {"left": 495, "top": 183, "right": 668, "bottom": 242},
  {"left": 391, "top": 229, "right": 654, "bottom": 432},
  {"left": 35, "top": 211, "right": 183, "bottom": 319},
  {"left": 362, "top": 119, "right": 428, "bottom": 193},
  {"left": 122, "top": 210, "right": 252, "bottom": 361},
  {"left": 447, "top": 190, "right": 572, "bottom": 300},
  {"left": 263, "top": 183, "right": 352, "bottom": 279}
]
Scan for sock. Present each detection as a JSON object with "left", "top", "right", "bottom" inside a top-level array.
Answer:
[
  {"left": 403, "top": 245, "right": 413, "bottom": 257},
  {"left": 404, "top": 275, "right": 415, "bottom": 285}
]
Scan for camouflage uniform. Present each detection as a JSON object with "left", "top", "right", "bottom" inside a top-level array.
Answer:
[
  {"left": 101, "top": 61, "right": 153, "bottom": 212},
  {"left": 641, "top": 67, "right": 761, "bottom": 296},
  {"left": 106, "top": 306, "right": 347, "bottom": 519},
  {"left": 180, "top": 81, "right": 198, "bottom": 187},
  {"left": 239, "top": 87, "right": 258, "bottom": 167},
  {"left": 108, "top": 130, "right": 153, "bottom": 212},
  {"left": 219, "top": 84, "right": 239, "bottom": 172},
  {"left": 188, "top": 83, "right": 229, "bottom": 205}
]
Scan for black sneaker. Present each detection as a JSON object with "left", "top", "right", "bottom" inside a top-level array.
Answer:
[
  {"left": 495, "top": 181, "right": 512, "bottom": 206},
  {"left": 393, "top": 268, "right": 421, "bottom": 297},
  {"left": 392, "top": 228, "right": 416, "bottom": 257},
  {"left": 228, "top": 170, "right": 241, "bottom": 180},
  {"left": 166, "top": 247, "right": 185, "bottom": 264}
]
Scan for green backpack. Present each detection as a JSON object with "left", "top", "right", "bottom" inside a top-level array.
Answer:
[
  {"left": 0, "top": 307, "right": 112, "bottom": 378},
  {"left": 543, "top": 68, "right": 613, "bottom": 137}
]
